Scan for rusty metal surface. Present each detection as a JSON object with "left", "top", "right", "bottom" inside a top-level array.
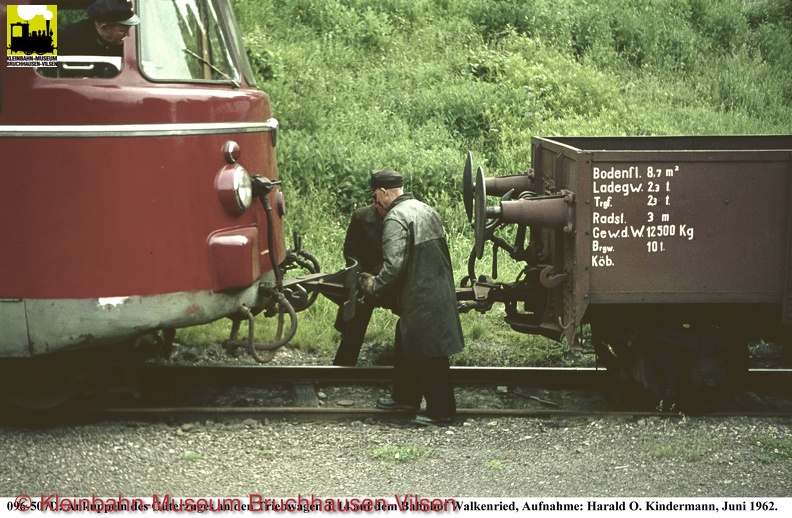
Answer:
[
  {"left": 285, "top": 261, "right": 360, "bottom": 320},
  {"left": 500, "top": 195, "right": 572, "bottom": 230},
  {"left": 16, "top": 280, "right": 271, "bottom": 357}
]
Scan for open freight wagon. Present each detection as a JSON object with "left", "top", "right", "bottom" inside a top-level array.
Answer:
[{"left": 463, "top": 135, "right": 792, "bottom": 406}]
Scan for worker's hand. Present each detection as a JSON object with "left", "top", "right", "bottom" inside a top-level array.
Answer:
[{"left": 358, "top": 272, "right": 376, "bottom": 297}]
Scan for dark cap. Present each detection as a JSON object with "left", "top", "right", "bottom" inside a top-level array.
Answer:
[
  {"left": 366, "top": 169, "right": 404, "bottom": 191},
  {"left": 88, "top": 0, "right": 140, "bottom": 25}
]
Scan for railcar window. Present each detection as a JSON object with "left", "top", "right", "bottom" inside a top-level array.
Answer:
[
  {"left": 220, "top": 0, "right": 257, "bottom": 88},
  {"left": 36, "top": 8, "right": 123, "bottom": 79},
  {"left": 139, "top": 0, "right": 240, "bottom": 85}
]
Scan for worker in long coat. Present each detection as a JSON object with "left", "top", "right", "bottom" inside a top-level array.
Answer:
[{"left": 359, "top": 169, "right": 465, "bottom": 425}]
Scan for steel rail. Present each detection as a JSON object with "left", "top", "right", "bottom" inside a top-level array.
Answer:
[
  {"left": 141, "top": 365, "right": 611, "bottom": 385},
  {"left": 139, "top": 365, "right": 791, "bottom": 390},
  {"left": 55, "top": 405, "right": 792, "bottom": 425},
  {"left": 4, "top": 367, "right": 788, "bottom": 425}
]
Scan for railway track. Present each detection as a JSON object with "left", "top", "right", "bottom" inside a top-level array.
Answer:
[
  {"left": 134, "top": 364, "right": 791, "bottom": 395},
  {"left": 139, "top": 365, "right": 614, "bottom": 390},
  {"left": 5, "top": 365, "right": 790, "bottom": 425}
]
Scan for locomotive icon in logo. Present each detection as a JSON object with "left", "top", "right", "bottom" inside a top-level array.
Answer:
[{"left": 7, "top": 5, "right": 56, "bottom": 56}]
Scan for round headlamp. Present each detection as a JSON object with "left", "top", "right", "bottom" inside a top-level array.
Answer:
[{"left": 217, "top": 164, "right": 253, "bottom": 215}]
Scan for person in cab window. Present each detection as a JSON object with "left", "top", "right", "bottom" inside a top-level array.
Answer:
[{"left": 59, "top": 0, "right": 140, "bottom": 57}]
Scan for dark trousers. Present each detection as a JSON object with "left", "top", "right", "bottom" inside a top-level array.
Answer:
[
  {"left": 333, "top": 302, "right": 375, "bottom": 366},
  {"left": 391, "top": 320, "right": 456, "bottom": 419}
]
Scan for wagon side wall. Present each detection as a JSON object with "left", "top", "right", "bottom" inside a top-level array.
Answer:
[{"left": 531, "top": 136, "right": 792, "bottom": 331}]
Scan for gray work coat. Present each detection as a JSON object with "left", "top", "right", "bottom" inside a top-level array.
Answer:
[{"left": 372, "top": 194, "right": 465, "bottom": 361}]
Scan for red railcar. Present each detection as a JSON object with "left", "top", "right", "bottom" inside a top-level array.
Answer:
[{"left": 0, "top": 1, "right": 303, "bottom": 406}]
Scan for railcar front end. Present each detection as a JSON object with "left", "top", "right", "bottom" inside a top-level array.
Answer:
[{"left": 0, "top": 0, "right": 300, "bottom": 406}]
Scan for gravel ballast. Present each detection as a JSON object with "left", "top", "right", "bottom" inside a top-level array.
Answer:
[
  {"left": 3, "top": 343, "right": 791, "bottom": 499},
  {"left": 2, "top": 415, "right": 790, "bottom": 497}
]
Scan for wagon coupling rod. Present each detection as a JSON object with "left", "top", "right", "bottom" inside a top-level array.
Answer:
[{"left": 225, "top": 296, "right": 298, "bottom": 363}]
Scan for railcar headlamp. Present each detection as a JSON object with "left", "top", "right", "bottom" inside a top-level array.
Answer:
[
  {"left": 217, "top": 164, "right": 253, "bottom": 216},
  {"left": 234, "top": 166, "right": 253, "bottom": 210}
]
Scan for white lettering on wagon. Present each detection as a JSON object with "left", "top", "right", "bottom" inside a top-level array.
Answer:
[{"left": 590, "top": 164, "right": 695, "bottom": 267}]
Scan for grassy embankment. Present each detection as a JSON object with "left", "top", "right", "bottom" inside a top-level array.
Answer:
[{"left": 179, "top": 0, "right": 792, "bottom": 365}]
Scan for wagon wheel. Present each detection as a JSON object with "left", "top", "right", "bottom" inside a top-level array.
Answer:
[
  {"left": 2, "top": 384, "right": 83, "bottom": 410},
  {"left": 636, "top": 328, "right": 748, "bottom": 410},
  {"left": 636, "top": 338, "right": 709, "bottom": 410},
  {"left": 0, "top": 356, "right": 88, "bottom": 409}
]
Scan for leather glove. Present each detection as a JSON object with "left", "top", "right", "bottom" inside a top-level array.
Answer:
[{"left": 358, "top": 272, "right": 376, "bottom": 297}]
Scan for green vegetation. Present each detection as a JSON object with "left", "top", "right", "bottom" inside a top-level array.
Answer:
[
  {"left": 371, "top": 443, "right": 427, "bottom": 463},
  {"left": 485, "top": 459, "right": 508, "bottom": 469},
  {"left": 752, "top": 436, "right": 792, "bottom": 463},
  {"left": 642, "top": 437, "right": 721, "bottom": 460},
  {"left": 644, "top": 435, "right": 792, "bottom": 463},
  {"left": 179, "top": 0, "right": 792, "bottom": 364}
]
